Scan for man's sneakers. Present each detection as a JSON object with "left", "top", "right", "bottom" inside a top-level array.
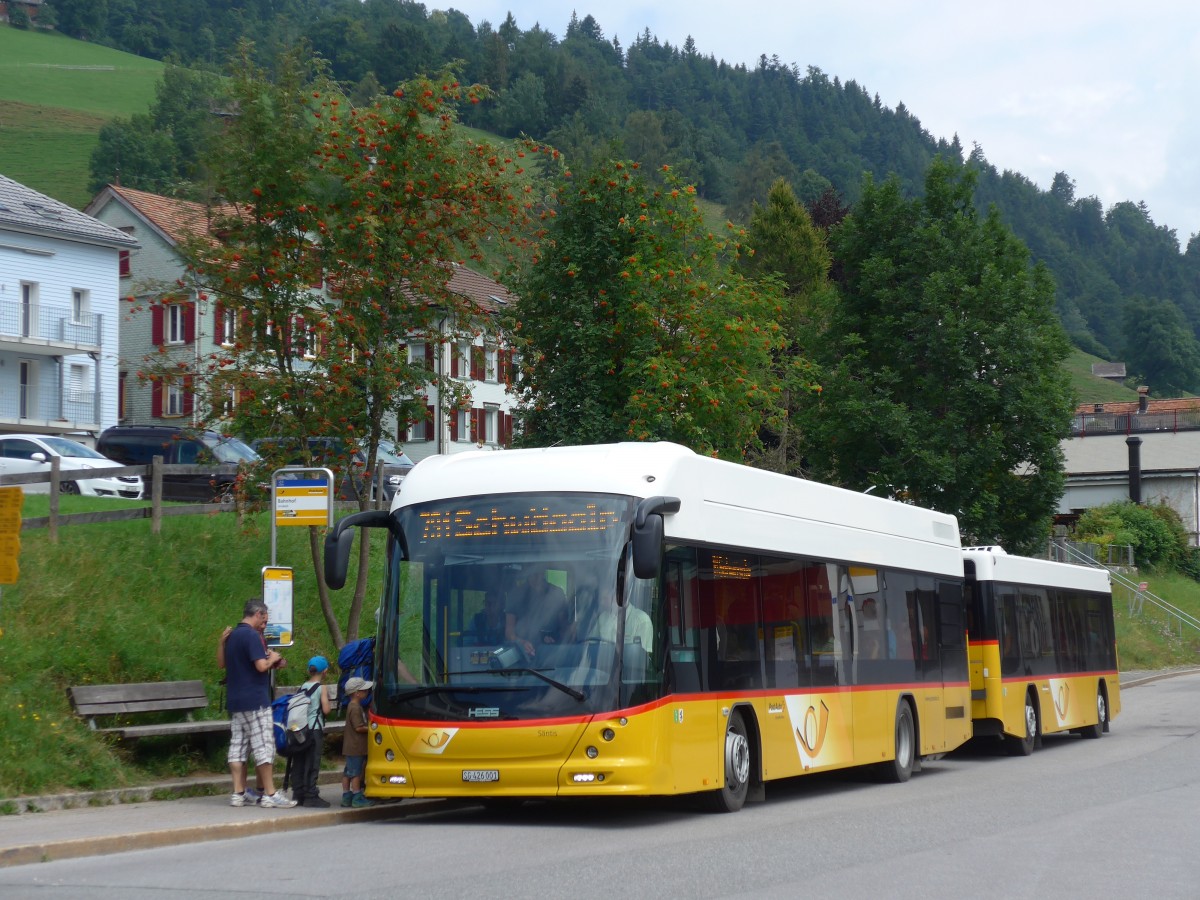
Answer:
[
  {"left": 260, "top": 790, "right": 298, "bottom": 809},
  {"left": 351, "top": 792, "right": 373, "bottom": 808},
  {"left": 230, "top": 788, "right": 266, "bottom": 807}
]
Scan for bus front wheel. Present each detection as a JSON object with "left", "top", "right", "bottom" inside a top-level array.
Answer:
[
  {"left": 706, "top": 710, "right": 751, "bottom": 813},
  {"left": 1008, "top": 690, "right": 1038, "bottom": 756},
  {"left": 878, "top": 701, "right": 915, "bottom": 783}
]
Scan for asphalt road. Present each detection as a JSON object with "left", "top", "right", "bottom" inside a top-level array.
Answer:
[{"left": 2, "top": 671, "right": 1198, "bottom": 899}]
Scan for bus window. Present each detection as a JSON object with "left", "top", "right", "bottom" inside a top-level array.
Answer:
[
  {"left": 709, "top": 552, "right": 762, "bottom": 690},
  {"left": 762, "top": 555, "right": 808, "bottom": 690},
  {"left": 999, "top": 589, "right": 1020, "bottom": 674},
  {"left": 809, "top": 565, "right": 838, "bottom": 686}
]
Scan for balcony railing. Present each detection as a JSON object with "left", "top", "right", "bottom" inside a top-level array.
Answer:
[
  {"left": 0, "top": 387, "right": 99, "bottom": 429},
  {"left": 1071, "top": 410, "right": 1200, "bottom": 436},
  {"left": 0, "top": 299, "right": 102, "bottom": 348}
]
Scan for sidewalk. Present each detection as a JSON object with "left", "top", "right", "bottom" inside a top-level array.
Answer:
[
  {"left": 0, "top": 772, "right": 450, "bottom": 868},
  {"left": 2, "top": 668, "right": 1192, "bottom": 869}
]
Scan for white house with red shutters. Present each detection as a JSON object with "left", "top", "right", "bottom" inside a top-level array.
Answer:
[{"left": 84, "top": 184, "right": 518, "bottom": 456}]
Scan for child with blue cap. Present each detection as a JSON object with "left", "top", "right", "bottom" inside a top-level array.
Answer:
[{"left": 290, "top": 655, "right": 332, "bottom": 806}]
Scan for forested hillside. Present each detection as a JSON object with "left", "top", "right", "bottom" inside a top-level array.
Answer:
[{"left": 22, "top": 0, "right": 1200, "bottom": 392}]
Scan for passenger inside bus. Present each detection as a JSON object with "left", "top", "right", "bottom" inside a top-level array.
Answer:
[
  {"left": 507, "top": 564, "right": 571, "bottom": 656},
  {"left": 467, "top": 589, "right": 507, "bottom": 646}
]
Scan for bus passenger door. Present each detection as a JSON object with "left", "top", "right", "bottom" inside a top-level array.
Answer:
[{"left": 794, "top": 565, "right": 854, "bottom": 772}]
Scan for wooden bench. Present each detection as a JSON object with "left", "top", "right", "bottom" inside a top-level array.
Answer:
[{"left": 67, "top": 680, "right": 230, "bottom": 740}]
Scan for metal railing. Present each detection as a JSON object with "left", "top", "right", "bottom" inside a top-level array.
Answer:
[
  {"left": 1072, "top": 409, "right": 1200, "bottom": 436},
  {"left": 0, "top": 300, "right": 102, "bottom": 348},
  {"left": 1050, "top": 539, "right": 1200, "bottom": 639}
]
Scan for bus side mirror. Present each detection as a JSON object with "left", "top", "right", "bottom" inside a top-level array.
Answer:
[
  {"left": 631, "top": 495, "right": 680, "bottom": 580},
  {"left": 323, "top": 509, "right": 400, "bottom": 590}
]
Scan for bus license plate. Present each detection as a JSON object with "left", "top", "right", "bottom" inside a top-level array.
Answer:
[{"left": 462, "top": 769, "right": 500, "bottom": 783}]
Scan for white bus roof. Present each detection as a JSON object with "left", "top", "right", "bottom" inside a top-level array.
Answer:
[
  {"left": 396, "top": 442, "right": 963, "bottom": 577},
  {"left": 962, "top": 546, "right": 1112, "bottom": 593}
]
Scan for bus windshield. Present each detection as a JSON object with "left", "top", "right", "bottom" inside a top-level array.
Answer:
[{"left": 375, "top": 492, "right": 662, "bottom": 721}]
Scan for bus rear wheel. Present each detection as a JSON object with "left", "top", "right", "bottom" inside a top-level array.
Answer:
[
  {"left": 878, "top": 701, "right": 915, "bottom": 783},
  {"left": 705, "top": 710, "right": 751, "bottom": 813},
  {"left": 1008, "top": 690, "right": 1038, "bottom": 756},
  {"left": 1081, "top": 687, "right": 1107, "bottom": 739}
]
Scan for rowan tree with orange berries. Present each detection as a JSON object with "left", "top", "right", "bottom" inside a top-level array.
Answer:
[{"left": 152, "top": 42, "right": 537, "bottom": 644}]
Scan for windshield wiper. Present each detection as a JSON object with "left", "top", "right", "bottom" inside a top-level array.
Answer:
[
  {"left": 390, "top": 684, "right": 495, "bottom": 703},
  {"left": 489, "top": 667, "right": 586, "bottom": 701}
]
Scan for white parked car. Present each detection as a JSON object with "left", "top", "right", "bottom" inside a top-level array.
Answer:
[{"left": 0, "top": 434, "right": 143, "bottom": 498}]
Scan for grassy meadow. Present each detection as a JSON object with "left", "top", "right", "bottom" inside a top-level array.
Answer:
[
  {"left": 1, "top": 491, "right": 1198, "bottom": 801},
  {"left": 0, "top": 24, "right": 161, "bottom": 209},
  {"left": 0, "top": 494, "right": 385, "bottom": 800}
]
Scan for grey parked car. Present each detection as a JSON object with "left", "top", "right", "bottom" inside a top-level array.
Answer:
[
  {"left": 97, "top": 425, "right": 261, "bottom": 502},
  {"left": 251, "top": 436, "right": 413, "bottom": 502}
]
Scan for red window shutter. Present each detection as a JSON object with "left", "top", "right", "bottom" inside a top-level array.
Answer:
[
  {"left": 151, "top": 305, "right": 164, "bottom": 346},
  {"left": 450, "top": 347, "right": 460, "bottom": 378},
  {"left": 449, "top": 411, "right": 459, "bottom": 441},
  {"left": 425, "top": 343, "right": 435, "bottom": 372},
  {"left": 502, "top": 412, "right": 512, "bottom": 447},
  {"left": 475, "top": 408, "right": 486, "bottom": 442},
  {"left": 426, "top": 404, "right": 435, "bottom": 439},
  {"left": 151, "top": 378, "right": 163, "bottom": 417},
  {"left": 119, "top": 250, "right": 131, "bottom": 277},
  {"left": 471, "top": 347, "right": 483, "bottom": 381},
  {"left": 213, "top": 303, "right": 225, "bottom": 345},
  {"left": 183, "top": 302, "right": 196, "bottom": 344},
  {"left": 182, "top": 376, "right": 195, "bottom": 415},
  {"left": 294, "top": 316, "right": 305, "bottom": 357}
]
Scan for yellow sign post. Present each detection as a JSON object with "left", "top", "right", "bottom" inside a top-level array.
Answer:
[{"left": 0, "top": 486, "right": 22, "bottom": 586}]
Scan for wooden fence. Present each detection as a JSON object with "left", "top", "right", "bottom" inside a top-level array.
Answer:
[{"left": 1, "top": 457, "right": 367, "bottom": 539}]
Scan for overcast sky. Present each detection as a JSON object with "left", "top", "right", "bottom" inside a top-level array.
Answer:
[{"left": 442, "top": 2, "right": 1200, "bottom": 246}]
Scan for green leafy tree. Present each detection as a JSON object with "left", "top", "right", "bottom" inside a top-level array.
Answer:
[
  {"left": 1074, "top": 501, "right": 1196, "bottom": 574},
  {"left": 1122, "top": 296, "right": 1200, "bottom": 395},
  {"left": 504, "top": 159, "right": 787, "bottom": 459},
  {"left": 738, "top": 178, "right": 828, "bottom": 474},
  {"left": 797, "top": 158, "right": 1075, "bottom": 554},
  {"left": 88, "top": 65, "right": 221, "bottom": 197}
]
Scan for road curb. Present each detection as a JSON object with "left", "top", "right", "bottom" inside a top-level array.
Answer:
[{"left": 0, "top": 799, "right": 448, "bottom": 868}]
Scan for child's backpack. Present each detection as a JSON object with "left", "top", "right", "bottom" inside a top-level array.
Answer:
[
  {"left": 272, "top": 682, "right": 320, "bottom": 756},
  {"left": 337, "top": 636, "right": 376, "bottom": 708}
]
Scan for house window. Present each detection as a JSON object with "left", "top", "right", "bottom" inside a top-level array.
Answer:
[
  {"left": 455, "top": 409, "right": 471, "bottom": 442},
  {"left": 220, "top": 307, "right": 237, "bottom": 346},
  {"left": 408, "top": 419, "right": 428, "bottom": 441},
  {"left": 302, "top": 321, "right": 318, "bottom": 359},
  {"left": 118, "top": 226, "right": 134, "bottom": 277},
  {"left": 456, "top": 342, "right": 471, "bottom": 379},
  {"left": 166, "top": 304, "right": 186, "bottom": 344},
  {"left": 71, "top": 289, "right": 89, "bottom": 325},
  {"left": 165, "top": 381, "right": 186, "bottom": 417},
  {"left": 485, "top": 346, "right": 498, "bottom": 383},
  {"left": 68, "top": 363, "right": 88, "bottom": 401},
  {"left": 484, "top": 404, "right": 499, "bottom": 445},
  {"left": 20, "top": 282, "right": 38, "bottom": 337}
]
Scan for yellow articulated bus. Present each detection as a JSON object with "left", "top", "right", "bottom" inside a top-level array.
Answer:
[
  {"left": 963, "top": 546, "right": 1120, "bottom": 755},
  {"left": 324, "top": 442, "right": 973, "bottom": 812}
]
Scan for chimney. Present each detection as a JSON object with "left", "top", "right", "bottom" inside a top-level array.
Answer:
[
  {"left": 1093, "top": 403, "right": 1104, "bottom": 414},
  {"left": 1127, "top": 436, "right": 1142, "bottom": 504},
  {"left": 1137, "top": 386, "right": 1149, "bottom": 414}
]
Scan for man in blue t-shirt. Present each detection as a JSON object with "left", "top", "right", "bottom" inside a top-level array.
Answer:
[{"left": 222, "top": 598, "right": 297, "bottom": 809}]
